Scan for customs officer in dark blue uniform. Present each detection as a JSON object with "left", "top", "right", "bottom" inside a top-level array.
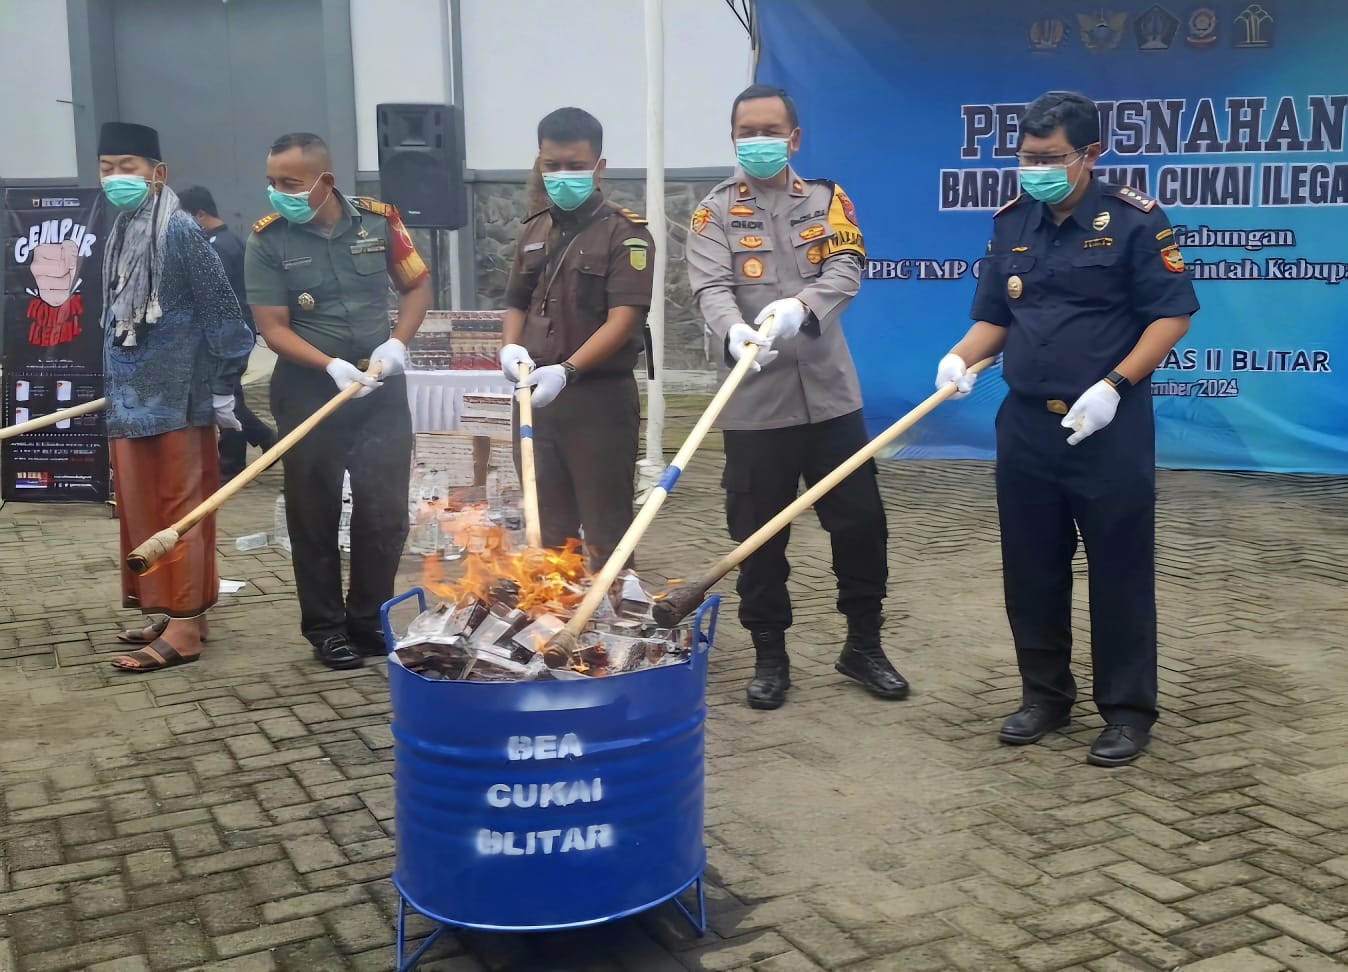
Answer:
[{"left": 937, "top": 92, "right": 1199, "bottom": 767}]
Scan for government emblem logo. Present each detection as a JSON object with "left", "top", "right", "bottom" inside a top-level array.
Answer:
[
  {"left": 1234, "top": 2, "right": 1274, "bottom": 48},
  {"left": 1077, "top": 9, "right": 1128, "bottom": 53},
  {"left": 1134, "top": 4, "right": 1179, "bottom": 50},
  {"left": 1186, "top": 6, "right": 1218, "bottom": 47},
  {"left": 1029, "top": 18, "right": 1066, "bottom": 52}
]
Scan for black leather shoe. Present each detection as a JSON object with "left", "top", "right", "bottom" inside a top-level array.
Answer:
[
  {"left": 747, "top": 630, "right": 790, "bottom": 710},
  {"left": 314, "top": 634, "right": 364, "bottom": 671},
  {"left": 1087, "top": 725, "right": 1150, "bottom": 767},
  {"left": 998, "top": 704, "right": 1071, "bottom": 745},
  {"left": 349, "top": 629, "right": 388, "bottom": 658},
  {"left": 834, "top": 615, "right": 909, "bottom": 700}
]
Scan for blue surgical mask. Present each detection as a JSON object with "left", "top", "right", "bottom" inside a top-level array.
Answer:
[
  {"left": 102, "top": 175, "right": 151, "bottom": 211},
  {"left": 542, "top": 169, "right": 596, "bottom": 211},
  {"left": 267, "top": 174, "right": 332, "bottom": 224},
  {"left": 735, "top": 137, "right": 790, "bottom": 180}
]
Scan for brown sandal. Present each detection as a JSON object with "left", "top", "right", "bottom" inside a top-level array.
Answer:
[
  {"left": 111, "top": 637, "right": 201, "bottom": 673},
  {"left": 117, "top": 616, "right": 209, "bottom": 645}
]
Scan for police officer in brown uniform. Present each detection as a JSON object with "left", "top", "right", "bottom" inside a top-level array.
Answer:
[
  {"left": 686, "top": 84, "right": 907, "bottom": 710},
  {"left": 501, "top": 108, "right": 655, "bottom": 565}
]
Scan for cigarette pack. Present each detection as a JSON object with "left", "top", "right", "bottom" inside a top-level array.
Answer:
[
  {"left": 415, "top": 433, "right": 477, "bottom": 486},
  {"left": 459, "top": 393, "right": 513, "bottom": 440}
]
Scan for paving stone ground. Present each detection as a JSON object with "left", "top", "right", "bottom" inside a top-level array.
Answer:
[{"left": 2, "top": 388, "right": 1347, "bottom": 971}]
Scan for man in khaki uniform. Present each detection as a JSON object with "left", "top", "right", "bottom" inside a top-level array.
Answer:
[{"left": 686, "top": 84, "right": 908, "bottom": 711}]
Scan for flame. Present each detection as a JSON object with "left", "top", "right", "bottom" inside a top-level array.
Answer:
[{"left": 422, "top": 523, "right": 590, "bottom": 616}]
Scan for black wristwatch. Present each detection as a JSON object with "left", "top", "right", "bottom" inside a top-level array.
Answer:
[
  {"left": 1105, "top": 370, "right": 1132, "bottom": 393},
  {"left": 561, "top": 361, "right": 579, "bottom": 383}
]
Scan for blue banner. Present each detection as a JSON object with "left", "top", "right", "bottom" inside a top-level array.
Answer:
[{"left": 756, "top": 0, "right": 1348, "bottom": 473}]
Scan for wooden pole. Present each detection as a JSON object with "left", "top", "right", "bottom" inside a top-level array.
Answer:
[
  {"left": 515, "top": 362, "right": 543, "bottom": 549},
  {"left": 0, "top": 398, "right": 107, "bottom": 441},
  {"left": 652, "top": 358, "right": 997, "bottom": 627},
  {"left": 541, "top": 314, "right": 778, "bottom": 667},
  {"left": 126, "top": 364, "right": 384, "bottom": 575}
]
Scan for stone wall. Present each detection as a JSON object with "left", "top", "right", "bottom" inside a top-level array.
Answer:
[{"left": 357, "top": 173, "right": 725, "bottom": 373}]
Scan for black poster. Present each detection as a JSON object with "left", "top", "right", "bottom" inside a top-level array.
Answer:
[{"left": 2, "top": 186, "right": 110, "bottom": 502}]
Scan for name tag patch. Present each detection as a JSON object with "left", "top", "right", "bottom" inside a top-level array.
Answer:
[{"left": 282, "top": 257, "right": 312, "bottom": 269}]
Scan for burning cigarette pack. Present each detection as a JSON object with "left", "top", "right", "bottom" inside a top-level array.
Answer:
[{"left": 392, "top": 539, "right": 693, "bottom": 682}]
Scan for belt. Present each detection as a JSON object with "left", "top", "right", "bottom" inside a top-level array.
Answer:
[{"left": 1046, "top": 399, "right": 1069, "bottom": 415}]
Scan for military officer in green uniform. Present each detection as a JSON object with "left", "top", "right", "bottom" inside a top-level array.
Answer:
[{"left": 245, "top": 132, "right": 431, "bottom": 671}]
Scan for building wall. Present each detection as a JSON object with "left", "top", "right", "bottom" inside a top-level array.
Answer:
[
  {"left": 6, "top": 0, "right": 744, "bottom": 368},
  {"left": 457, "top": 0, "right": 752, "bottom": 170},
  {"left": 0, "top": 1, "right": 78, "bottom": 181},
  {"left": 7, "top": 0, "right": 750, "bottom": 183},
  {"left": 349, "top": 0, "right": 450, "bottom": 173}
]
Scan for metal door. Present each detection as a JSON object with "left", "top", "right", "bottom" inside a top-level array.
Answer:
[{"left": 112, "top": 0, "right": 328, "bottom": 230}]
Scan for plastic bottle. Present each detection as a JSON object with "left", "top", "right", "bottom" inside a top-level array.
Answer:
[
  {"left": 273, "top": 493, "right": 291, "bottom": 553},
  {"left": 338, "top": 497, "right": 353, "bottom": 553},
  {"left": 408, "top": 462, "right": 427, "bottom": 522}
]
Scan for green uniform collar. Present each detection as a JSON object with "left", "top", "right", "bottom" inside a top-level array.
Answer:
[{"left": 292, "top": 190, "right": 359, "bottom": 238}]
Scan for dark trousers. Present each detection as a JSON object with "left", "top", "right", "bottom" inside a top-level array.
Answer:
[
  {"left": 517, "top": 374, "right": 639, "bottom": 567},
  {"left": 271, "top": 361, "right": 413, "bottom": 646},
  {"left": 220, "top": 378, "right": 276, "bottom": 478},
  {"left": 721, "top": 409, "right": 888, "bottom": 632},
  {"left": 995, "top": 391, "right": 1158, "bottom": 730}
]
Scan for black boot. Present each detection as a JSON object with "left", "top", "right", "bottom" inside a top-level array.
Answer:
[
  {"left": 835, "top": 615, "right": 909, "bottom": 700},
  {"left": 746, "top": 630, "right": 790, "bottom": 710}
]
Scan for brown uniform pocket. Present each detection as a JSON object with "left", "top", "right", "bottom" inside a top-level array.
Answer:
[{"left": 573, "top": 264, "right": 609, "bottom": 317}]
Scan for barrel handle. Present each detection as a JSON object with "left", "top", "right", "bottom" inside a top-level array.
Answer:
[
  {"left": 381, "top": 587, "right": 428, "bottom": 654},
  {"left": 691, "top": 594, "right": 721, "bottom": 658}
]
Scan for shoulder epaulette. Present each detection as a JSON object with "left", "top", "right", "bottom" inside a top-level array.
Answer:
[
  {"left": 252, "top": 212, "right": 282, "bottom": 233},
  {"left": 1103, "top": 184, "right": 1158, "bottom": 213},
  {"left": 994, "top": 195, "right": 1025, "bottom": 218},
  {"left": 352, "top": 196, "right": 393, "bottom": 217},
  {"left": 618, "top": 207, "right": 647, "bottom": 225}
]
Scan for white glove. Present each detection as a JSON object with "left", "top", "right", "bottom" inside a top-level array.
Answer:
[
  {"left": 1062, "top": 380, "right": 1121, "bottom": 446},
  {"left": 325, "top": 358, "right": 381, "bottom": 399},
  {"left": 369, "top": 337, "right": 407, "bottom": 378},
  {"left": 212, "top": 394, "right": 242, "bottom": 431},
  {"left": 727, "top": 322, "right": 778, "bottom": 373},
  {"left": 935, "top": 353, "right": 976, "bottom": 399},
  {"left": 517, "top": 363, "right": 568, "bottom": 408},
  {"left": 754, "top": 297, "right": 809, "bottom": 341},
  {"left": 499, "top": 343, "right": 534, "bottom": 383}
]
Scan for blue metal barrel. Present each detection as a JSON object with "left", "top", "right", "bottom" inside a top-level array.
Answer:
[{"left": 383, "top": 591, "right": 719, "bottom": 932}]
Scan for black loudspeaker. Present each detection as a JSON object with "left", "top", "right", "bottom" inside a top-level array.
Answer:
[{"left": 376, "top": 103, "right": 466, "bottom": 230}]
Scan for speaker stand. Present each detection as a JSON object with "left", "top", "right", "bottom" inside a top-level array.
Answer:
[{"left": 428, "top": 228, "right": 444, "bottom": 309}]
